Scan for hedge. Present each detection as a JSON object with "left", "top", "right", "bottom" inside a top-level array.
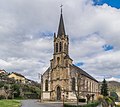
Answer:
[{"left": 64, "top": 101, "right": 100, "bottom": 107}]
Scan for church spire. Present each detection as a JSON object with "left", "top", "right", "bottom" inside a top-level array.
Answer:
[{"left": 57, "top": 5, "right": 66, "bottom": 37}]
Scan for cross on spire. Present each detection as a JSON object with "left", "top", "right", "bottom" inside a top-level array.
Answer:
[
  {"left": 57, "top": 4, "right": 66, "bottom": 37},
  {"left": 60, "top": 4, "right": 63, "bottom": 14}
]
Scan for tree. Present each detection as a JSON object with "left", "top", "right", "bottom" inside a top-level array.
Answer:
[
  {"left": 86, "top": 94, "right": 91, "bottom": 104},
  {"left": 101, "top": 79, "right": 109, "bottom": 96},
  {"left": 70, "top": 71, "right": 88, "bottom": 106},
  {"left": 11, "top": 84, "right": 20, "bottom": 98},
  {"left": 4, "top": 84, "right": 10, "bottom": 99},
  {"left": 0, "top": 81, "right": 4, "bottom": 88}
]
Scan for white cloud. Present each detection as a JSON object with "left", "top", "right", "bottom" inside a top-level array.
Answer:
[
  {"left": 80, "top": 50, "right": 120, "bottom": 80},
  {"left": 0, "top": 0, "right": 120, "bottom": 82},
  {"left": 70, "top": 33, "right": 106, "bottom": 60},
  {"left": 0, "top": 59, "right": 12, "bottom": 67},
  {"left": 106, "top": 77, "right": 120, "bottom": 82}
]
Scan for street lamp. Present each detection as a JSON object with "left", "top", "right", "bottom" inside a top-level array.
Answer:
[{"left": 38, "top": 73, "right": 43, "bottom": 102}]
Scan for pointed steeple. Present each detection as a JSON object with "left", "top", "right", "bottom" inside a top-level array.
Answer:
[{"left": 57, "top": 6, "right": 66, "bottom": 37}]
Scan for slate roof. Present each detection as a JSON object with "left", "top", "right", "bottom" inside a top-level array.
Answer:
[
  {"left": 11, "top": 72, "right": 25, "bottom": 78},
  {"left": 57, "top": 11, "right": 66, "bottom": 37},
  {"left": 43, "top": 67, "right": 50, "bottom": 76},
  {"left": 70, "top": 64, "right": 98, "bottom": 82},
  {"left": 0, "top": 69, "right": 6, "bottom": 74}
]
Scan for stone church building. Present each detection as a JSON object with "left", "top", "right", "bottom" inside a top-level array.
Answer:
[{"left": 41, "top": 9, "right": 99, "bottom": 101}]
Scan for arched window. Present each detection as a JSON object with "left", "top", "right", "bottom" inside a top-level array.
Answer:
[
  {"left": 72, "top": 77, "right": 75, "bottom": 91},
  {"left": 59, "top": 42, "right": 62, "bottom": 52},
  {"left": 57, "top": 57, "right": 60, "bottom": 65},
  {"left": 56, "top": 43, "right": 58, "bottom": 53},
  {"left": 45, "top": 79, "right": 48, "bottom": 91},
  {"left": 64, "top": 43, "right": 67, "bottom": 52}
]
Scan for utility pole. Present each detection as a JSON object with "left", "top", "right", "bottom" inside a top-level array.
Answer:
[{"left": 38, "top": 73, "right": 43, "bottom": 102}]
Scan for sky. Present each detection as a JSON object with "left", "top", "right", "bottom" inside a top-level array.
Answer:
[
  {"left": 0, "top": 0, "right": 120, "bottom": 82},
  {"left": 94, "top": 0, "right": 120, "bottom": 9}
]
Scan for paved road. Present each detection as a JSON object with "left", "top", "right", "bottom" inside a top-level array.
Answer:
[{"left": 21, "top": 100, "right": 63, "bottom": 107}]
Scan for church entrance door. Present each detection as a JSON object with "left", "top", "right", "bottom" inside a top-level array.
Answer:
[{"left": 56, "top": 86, "right": 61, "bottom": 101}]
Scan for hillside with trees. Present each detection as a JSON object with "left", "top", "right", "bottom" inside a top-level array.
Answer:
[{"left": 0, "top": 71, "right": 40, "bottom": 99}]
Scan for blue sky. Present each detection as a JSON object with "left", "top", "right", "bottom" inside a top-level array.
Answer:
[
  {"left": 0, "top": 0, "right": 120, "bottom": 82},
  {"left": 75, "top": 62, "right": 84, "bottom": 66},
  {"left": 93, "top": 0, "right": 120, "bottom": 9},
  {"left": 102, "top": 44, "right": 114, "bottom": 51}
]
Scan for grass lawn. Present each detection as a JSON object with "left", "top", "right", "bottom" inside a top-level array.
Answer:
[{"left": 0, "top": 100, "right": 21, "bottom": 107}]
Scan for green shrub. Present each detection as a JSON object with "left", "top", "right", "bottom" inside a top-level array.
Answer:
[
  {"left": 83, "top": 102, "right": 100, "bottom": 107},
  {"left": 64, "top": 101, "right": 100, "bottom": 107},
  {"left": 64, "top": 104, "right": 78, "bottom": 107},
  {"left": 0, "top": 95, "right": 5, "bottom": 100},
  {"left": 110, "top": 92, "right": 119, "bottom": 101},
  {"left": 11, "top": 84, "right": 20, "bottom": 98},
  {"left": 0, "top": 81, "right": 4, "bottom": 88}
]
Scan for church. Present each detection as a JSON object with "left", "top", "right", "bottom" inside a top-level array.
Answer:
[{"left": 41, "top": 8, "right": 99, "bottom": 101}]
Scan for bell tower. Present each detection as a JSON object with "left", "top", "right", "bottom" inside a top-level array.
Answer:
[
  {"left": 50, "top": 7, "right": 72, "bottom": 69},
  {"left": 54, "top": 7, "right": 69, "bottom": 55}
]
